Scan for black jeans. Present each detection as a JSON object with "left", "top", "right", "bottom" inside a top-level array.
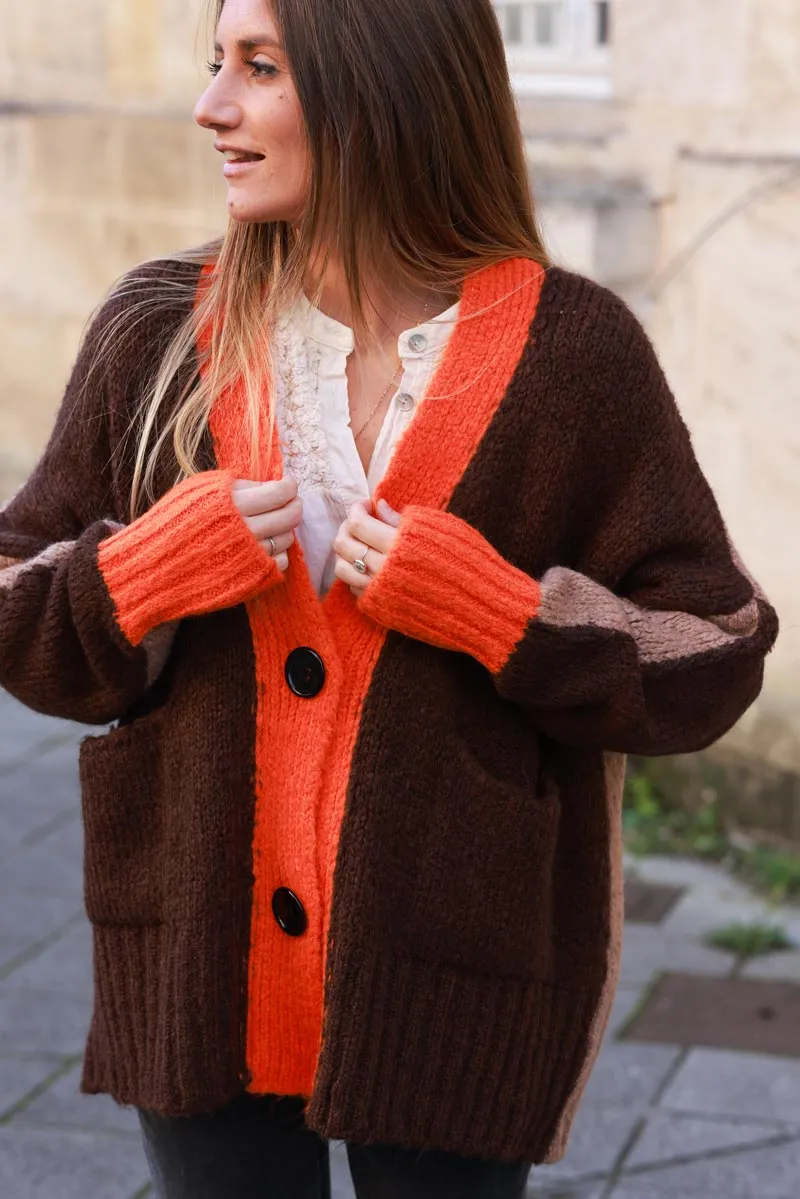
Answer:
[{"left": 137, "top": 1093, "right": 532, "bottom": 1199}]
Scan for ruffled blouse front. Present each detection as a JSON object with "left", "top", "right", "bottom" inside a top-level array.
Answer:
[{"left": 273, "top": 291, "right": 460, "bottom": 595}]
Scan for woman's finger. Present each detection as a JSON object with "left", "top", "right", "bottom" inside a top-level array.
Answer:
[
  {"left": 334, "top": 555, "right": 371, "bottom": 591},
  {"left": 347, "top": 501, "right": 397, "bottom": 555},
  {"left": 247, "top": 497, "right": 304, "bottom": 540},
  {"left": 232, "top": 475, "right": 298, "bottom": 517},
  {"left": 259, "top": 530, "right": 294, "bottom": 556},
  {"left": 332, "top": 526, "right": 372, "bottom": 564},
  {"left": 375, "top": 498, "right": 402, "bottom": 527}
]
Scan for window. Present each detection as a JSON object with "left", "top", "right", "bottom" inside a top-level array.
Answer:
[
  {"left": 495, "top": 1, "right": 613, "bottom": 97},
  {"left": 596, "top": 0, "right": 611, "bottom": 46},
  {"left": 533, "top": 2, "right": 562, "bottom": 47},
  {"left": 505, "top": 3, "right": 524, "bottom": 44}
]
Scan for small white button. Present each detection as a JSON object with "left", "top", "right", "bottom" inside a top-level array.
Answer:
[
  {"left": 408, "top": 333, "right": 427, "bottom": 353},
  {"left": 395, "top": 392, "right": 415, "bottom": 412}
]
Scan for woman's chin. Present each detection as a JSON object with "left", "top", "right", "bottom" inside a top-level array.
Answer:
[
  {"left": 226, "top": 192, "right": 297, "bottom": 224},
  {"left": 226, "top": 191, "right": 265, "bottom": 222}
]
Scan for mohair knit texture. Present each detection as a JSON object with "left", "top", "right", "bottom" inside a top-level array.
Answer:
[
  {"left": 0, "top": 254, "right": 779, "bottom": 1166},
  {"left": 98, "top": 468, "right": 283, "bottom": 647}
]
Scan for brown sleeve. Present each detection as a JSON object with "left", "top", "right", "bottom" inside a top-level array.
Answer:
[
  {"left": 0, "top": 281, "right": 173, "bottom": 723},
  {"left": 360, "top": 298, "right": 779, "bottom": 757},
  {"left": 0, "top": 265, "right": 287, "bottom": 724}
]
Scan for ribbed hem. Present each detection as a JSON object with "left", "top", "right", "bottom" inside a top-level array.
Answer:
[
  {"left": 97, "top": 470, "right": 281, "bottom": 647},
  {"left": 358, "top": 506, "right": 540, "bottom": 675},
  {"left": 306, "top": 948, "right": 597, "bottom": 1165},
  {"left": 81, "top": 923, "right": 247, "bottom": 1116}
]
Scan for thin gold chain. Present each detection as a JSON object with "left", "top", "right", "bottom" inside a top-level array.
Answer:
[
  {"left": 352, "top": 361, "right": 403, "bottom": 441},
  {"left": 351, "top": 295, "right": 431, "bottom": 442}
]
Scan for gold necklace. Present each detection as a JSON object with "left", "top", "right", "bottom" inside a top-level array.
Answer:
[
  {"left": 352, "top": 295, "right": 431, "bottom": 442},
  {"left": 352, "top": 361, "right": 403, "bottom": 442}
]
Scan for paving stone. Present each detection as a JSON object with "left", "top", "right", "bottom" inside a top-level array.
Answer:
[
  {"left": 661, "top": 885, "right": 780, "bottom": 940},
  {"left": 626, "top": 1110, "right": 789, "bottom": 1169},
  {"left": 329, "top": 1141, "right": 356, "bottom": 1199},
  {"left": 3, "top": 922, "right": 92, "bottom": 998},
  {"left": 625, "top": 854, "right": 742, "bottom": 892},
  {"left": 14, "top": 1061, "right": 140, "bottom": 1136},
  {"left": 606, "top": 986, "right": 647, "bottom": 1038},
  {"left": 611, "top": 1136, "right": 800, "bottom": 1197},
  {"left": 0, "top": 1058, "right": 62, "bottom": 1119},
  {"left": 0, "top": 1126, "right": 150, "bottom": 1199},
  {"left": 0, "top": 987, "right": 91, "bottom": 1055},
  {"left": 529, "top": 1178, "right": 602, "bottom": 1198},
  {"left": 532, "top": 1103, "right": 639, "bottom": 1184},
  {"left": 0, "top": 742, "right": 80, "bottom": 804},
  {"left": 659, "top": 1048, "right": 800, "bottom": 1124},
  {"left": 0, "top": 890, "right": 80, "bottom": 952},
  {"left": 0, "top": 935, "right": 37, "bottom": 966},
  {"left": 777, "top": 909, "right": 800, "bottom": 948},
  {"left": 624, "top": 879, "right": 685, "bottom": 924},
  {"left": 0, "top": 833, "right": 85, "bottom": 901},
  {"left": 0, "top": 700, "right": 81, "bottom": 768},
  {"left": 624, "top": 973, "right": 800, "bottom": 1056},
  {"left": 619, "top": 924, "right": 734, "bottom": 987},
  {"left": 581, "top": 1042, "right": 681, "bottom": 1107},
  {"left": 0, "top": 794, "right": 78, "bottom": 855},
  {"left": 741, "top": 951, "right": 800, "bottom": 982}
]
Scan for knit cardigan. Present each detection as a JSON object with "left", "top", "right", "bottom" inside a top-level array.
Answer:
[{"left": 0, "top": 255, "right": 778, "bottom": 1165}]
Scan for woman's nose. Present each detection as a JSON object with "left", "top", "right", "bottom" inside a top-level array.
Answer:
[{"left": 193, "top": 77, "right": 241, "bottom": 131}]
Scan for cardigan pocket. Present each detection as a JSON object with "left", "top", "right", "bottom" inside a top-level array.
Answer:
[
  {"left": 403, "top": 733, "right": 561, "bottom": 980},
  {"left": 79, "top": 716, "right": 166, "bottom": 926}
]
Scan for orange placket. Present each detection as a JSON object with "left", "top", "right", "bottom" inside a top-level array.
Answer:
[{"left": 196, "top": 257, "right": 546, "bottom": 1097}]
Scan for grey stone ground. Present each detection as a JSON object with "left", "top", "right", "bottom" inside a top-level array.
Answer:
[{"left": 2, "top": 687, "right": 800, "bottom": 1198}]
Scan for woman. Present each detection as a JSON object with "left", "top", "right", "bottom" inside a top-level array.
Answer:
[{"left": 0, "top": 0, "right": 779, "bottom": 1196}]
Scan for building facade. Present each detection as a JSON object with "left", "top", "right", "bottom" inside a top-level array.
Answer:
[
  {"left": 510, "top": 0, "right": 800, "bottom": 820},
  {"left": 1, "top": 0, "right": 798, "bottom": 819}
]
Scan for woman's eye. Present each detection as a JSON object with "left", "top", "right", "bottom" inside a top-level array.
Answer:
[
  {"left": 204, "top": 57, "right": 277, "bottom": 79},
  {"left": 246, "top": 59, "right": 278, "bottom": 78}
]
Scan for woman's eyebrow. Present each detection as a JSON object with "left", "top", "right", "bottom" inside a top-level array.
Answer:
[{"left": 213, "top": 35, "right": 284, "bottom": 52}]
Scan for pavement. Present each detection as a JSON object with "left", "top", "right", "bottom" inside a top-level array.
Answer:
[{"left": 2, "top": 686, "right": 800, "bottom": 1198}]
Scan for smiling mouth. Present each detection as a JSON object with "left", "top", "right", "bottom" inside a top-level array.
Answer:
[{"left": 223, "top": 150, "right": 265, "bottom": 164}]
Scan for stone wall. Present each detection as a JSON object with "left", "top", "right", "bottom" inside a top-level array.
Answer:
[
  {"left": 0, "top": 0, "right": 226, "bottom": 494},
  {"left": 615, "top": 0, "right": 800, "bottom": 791}
]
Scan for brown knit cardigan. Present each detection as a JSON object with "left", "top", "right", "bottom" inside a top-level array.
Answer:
[{"left": 0, "top": 255, "right": 778, "bottom": 1165}]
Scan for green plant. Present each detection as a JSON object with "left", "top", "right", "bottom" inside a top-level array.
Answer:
[
  {"left": 736, "top": 846, "right": 800, "bottom": 903},
  {"left": 705, "top": 921, "right": 794, "bottom": 959},
  {"left": 623, "top": 771, "right": 727, "bottom": 859},
  {"left": 623, "top": 768, "right": 800, "bottom": 905}
]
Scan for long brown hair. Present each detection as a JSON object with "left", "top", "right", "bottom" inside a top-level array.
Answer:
[{"left": 109, "top": 0, "right": 549, "bottom": 520}]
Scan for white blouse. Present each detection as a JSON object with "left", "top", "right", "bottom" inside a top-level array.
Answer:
[{"left": 273, "top": 291, "right": 461, "bottom": 596}]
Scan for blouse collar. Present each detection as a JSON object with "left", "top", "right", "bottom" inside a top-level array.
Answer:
[{"left": 293, "top": 289, "right": 461, "bottom": 360}]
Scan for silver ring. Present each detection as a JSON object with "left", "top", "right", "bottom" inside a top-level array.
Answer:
[
  {"left": 353, "top": 552, "right": 369, "bottom": 575},
  {"left": 267, "top": 536, "right": 277, "bottom": 557}
]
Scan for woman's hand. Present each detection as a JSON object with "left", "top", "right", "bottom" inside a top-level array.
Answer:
[
  {"left": 231, "top": 475, "right": 303, "bottom": 572},
  {"left": 334, "top": 498, "right": 401, "bottom": 596}
]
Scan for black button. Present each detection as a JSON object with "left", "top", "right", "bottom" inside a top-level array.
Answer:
[
  {"left": 285, "top": 647, "right": 326, "bottom": 698},
  {"left": 272, "top": 887, "right": 307, "bottom": 937}
]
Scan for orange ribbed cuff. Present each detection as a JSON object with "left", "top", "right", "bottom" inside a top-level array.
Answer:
[
  {"left": 98, "top": 469, "right": 282, "bottom": 647},
  {"left": 358, "top": 505, "right": 540, "bottom": 674}
]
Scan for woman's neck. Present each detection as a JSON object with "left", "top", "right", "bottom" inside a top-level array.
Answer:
[{"left": 303, "top": 255, "right": 460, "bottom": 351}]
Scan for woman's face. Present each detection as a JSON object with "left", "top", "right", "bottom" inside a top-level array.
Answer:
[{"left": 193, "top": 0, "right": 309, "bottom": 222}]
